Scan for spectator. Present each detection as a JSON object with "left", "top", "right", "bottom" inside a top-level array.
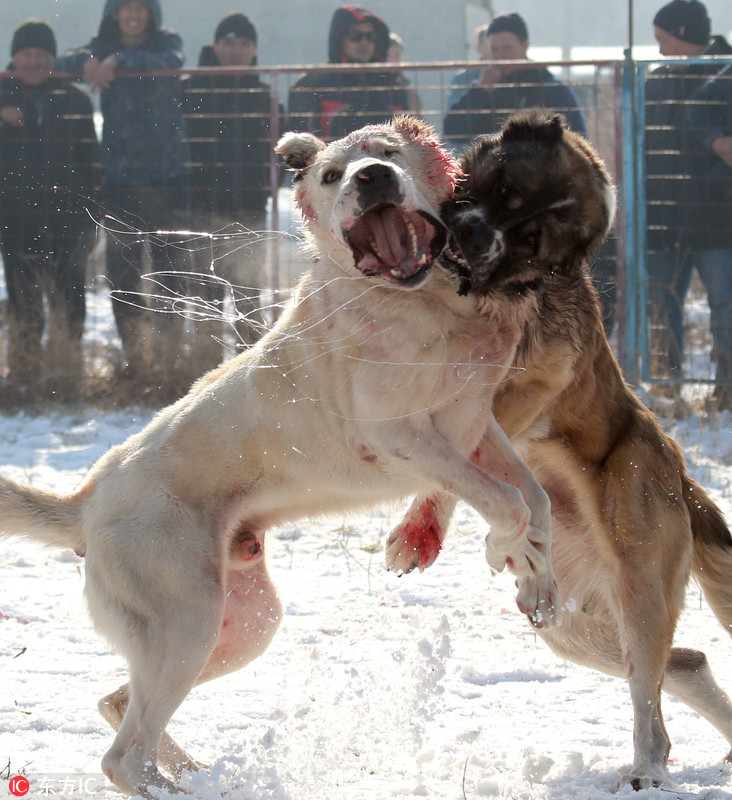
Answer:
[
  {"left": 288, "top": 5, "right": 408, "bottom": 141},
  {"left": 183, "top": 12, "right": 283, "bottom": 372},
  {"left": 55, "top": 0, "right": 190, "bottom": 395},
  {"left": 443, "top": 13, "right": 587, "bottom": 153},
  {"left": 386, "top": 32, "right": 422, "bottom": 115},
  {"left": 0, "top": 19, "right": 99, "bottom": 400},
  {"left": 447, "top": 23, "right": 492, "bottom": 109},
  {"left": 644, "top": 0, "right": 732, "bottom": 407},
  {"left": 685, "top": 65, "right": 732, "bottom": 410}
]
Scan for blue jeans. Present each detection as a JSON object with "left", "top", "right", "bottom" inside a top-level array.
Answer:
[{"left": 647, "top": 247, "right": 732, "bottom": 389}]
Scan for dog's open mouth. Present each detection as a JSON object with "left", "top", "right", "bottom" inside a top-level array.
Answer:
[{"left": 345, "top": 203, "right": 447, "bottom": 285}]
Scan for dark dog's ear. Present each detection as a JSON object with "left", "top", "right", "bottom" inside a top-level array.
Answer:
[
  {"left": 275, "top": 132, "right": 326, "bottom": 172},
  {"left": 502, "top": 112, "right": 566, "bottom": 146}
]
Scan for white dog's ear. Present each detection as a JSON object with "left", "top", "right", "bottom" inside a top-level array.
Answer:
[{"left": 275, "top": 132, "right": 326, "bottom": 172}]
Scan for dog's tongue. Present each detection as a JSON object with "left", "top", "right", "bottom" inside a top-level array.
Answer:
[
  {"left": 366, "top": 206, "right": 404, "bottom": 267},
  {"left": 348, "top": 206, "right": 436, "bottom": 280}
]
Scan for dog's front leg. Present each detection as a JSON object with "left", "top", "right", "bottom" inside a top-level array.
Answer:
[
  {"left": 374, "top": 418, "right": 559, "bottom": 626},
  {"left": 470, "top": 415, "right": 559, "bottom": 627}
]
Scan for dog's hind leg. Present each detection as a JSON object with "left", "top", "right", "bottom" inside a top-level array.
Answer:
[
  {"left": 98, "top": 596, "right": 224, "bottom": 797},
  {"left": 664, "top": 647, "right": 732, "bottom": 761},
  {"left": 98, "top": 686, "right": 204, "bottom": 779},
  {"left": 97, "top": 559, "right": 281, "bottom": 788}
]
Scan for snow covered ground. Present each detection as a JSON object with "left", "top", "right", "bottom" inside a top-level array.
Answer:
[{"left": 1, "top": 285, "right": 732, "bottom": 800}]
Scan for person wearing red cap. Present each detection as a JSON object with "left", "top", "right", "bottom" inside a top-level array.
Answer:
[
  {"left": 287, "top": 5, "right": 408, "bottom": 141},
  {"left": 644, "top": 0, "right": 732, "bottom": 410}
]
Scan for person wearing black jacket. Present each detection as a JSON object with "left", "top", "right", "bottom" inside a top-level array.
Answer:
[
  {"left": 443, "top": 13, "right": 587, "bottom": 154},
  {"left": 644, "top": 0, "right": 732, "bottom": 407},
  {"left": 0, "top": 20, "right": 99, "bottom": 396},
  {"left": 184, "top": 12, "right": 283, "bottom": 371},
  {"left": 55, "top": 0, "right": 190, "bottom": 394},
  {"left": 685, "top": 64, "right": 732, "bottom": 410},
  {"left": 288, "top": 5, "right": 407, "bottom": 141}
]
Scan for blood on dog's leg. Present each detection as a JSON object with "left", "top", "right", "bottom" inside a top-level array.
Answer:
[
  {"left": 385, "top": 493, "right": 457, "bottom": 574},
  {"left": 372, "top": 418, "right": 559, "bottom": 625},
  {"left": 664, "top": 648, "right": 732, "bottom": 758}
]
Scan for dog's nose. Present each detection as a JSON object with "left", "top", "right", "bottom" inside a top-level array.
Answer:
[
  {"left": 356, "top": 163, "right": 397, "bottom": 187},
  {"left": 355, "top": 163, "right": 401, "bottom": 207},
  {"left": 456, "top": 219, "right": 495, "bottom": 258}
]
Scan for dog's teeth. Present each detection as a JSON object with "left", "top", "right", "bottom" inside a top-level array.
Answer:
[
  {"left": 391, "top": 268, "right": 405, "bottom": 279},
  {"left": 405, "top": 217, "right": 418, "bottom": 256},
  {"left": 367, "top": 234, "right": 385, "bottom": 263},
  {"left": 416, "top": 254, "right": 428, "bottom": 267}
]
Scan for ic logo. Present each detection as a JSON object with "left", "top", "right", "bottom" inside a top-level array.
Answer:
[{"left": 8, "top": 776, "right": 30, "bottom": 797}]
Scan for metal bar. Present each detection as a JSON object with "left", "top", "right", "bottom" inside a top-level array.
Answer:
[{"left": 620, "top": 50, "right": 639, "bottom": 385}]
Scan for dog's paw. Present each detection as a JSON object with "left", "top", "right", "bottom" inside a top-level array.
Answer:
[
  {"left": 612, "top": 765, "right": 673, "bottom": 792},
  {"left": 516, "top": 570, "right": 562, "bottom": 629},
  {"left": 385, "top": 518, "right": 443, "bottom": 575},
  {"left": 486, "top": 524, "right": 561, "bottom": 627}
]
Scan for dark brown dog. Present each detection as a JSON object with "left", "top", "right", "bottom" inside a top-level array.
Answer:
[{"left": 387, "top": 112, "right": 732, "bottom": 791}]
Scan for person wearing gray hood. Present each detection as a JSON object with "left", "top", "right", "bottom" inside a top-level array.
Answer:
[{"left": 56, "top": 0, "right": 190, "bottom": 398}]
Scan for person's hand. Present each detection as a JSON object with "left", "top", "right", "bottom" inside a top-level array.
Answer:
[
  {"left": 0, "top": 106, "right": 24, "bottom": 127},
  {"left": 82, "top": 55, "right": 118, "bottom": 91},
  {"left": 711, "top": 135, "right": 732, "bottom": 168},
  {"left": 478, "top": 64, "right": 502, "bottom": 88}
]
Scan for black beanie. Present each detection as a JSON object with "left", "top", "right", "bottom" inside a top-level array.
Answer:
[
  {"left": 214, "top": 12, "right": 257, "bottom": 44},
  {"left": 653, "top": 0, "right": 710, "bottom": 45},
  {"left": 11, "top": 19, "right": 57, "bottom": 57},
  {"left": 486, "top": 12, "right": 529, "bottom": 41}
]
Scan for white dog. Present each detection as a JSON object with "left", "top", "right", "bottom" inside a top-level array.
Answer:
[{"left": 0, "top": 117, "right": 557, "bottom": 797}]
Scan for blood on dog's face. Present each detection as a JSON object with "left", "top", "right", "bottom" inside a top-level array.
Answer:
[
  {"left": 276, "top": 117, "right": 460, "bottom": 288},
  {"left": 443, "top": 112, "right": 615, "bottom": 295}
]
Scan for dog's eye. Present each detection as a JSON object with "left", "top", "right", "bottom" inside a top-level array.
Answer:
[
  {"left": 322, "top": 168, "right": 343, "bottom": 185},
  {"left": 383, "top": 148, "right": 400, "bottom": 159}
]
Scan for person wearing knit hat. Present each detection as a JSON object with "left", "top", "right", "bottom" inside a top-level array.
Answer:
[
  {"left": 444, "top": 12, "right": 586, "bottom": 153},
  {"left": 7, "top": 20, "right": 57, "bottom": 88},
  {"left": 11, "top": 19, "right": 57, "bottom": 59},
  {"left": 183, "top": 11, "right": 284, "bottom": 369},
  {"left": 214, "top": 12, "right": 257, "bottom": 45},
  {"left": 644, "top": 0, "right": 732, "bottom": 409},
  {"left": 0, "top": 19, "right": 99, "bottom": 397},
  {"left": 653, "top": 0, "right": 710, "bottom": 51}
]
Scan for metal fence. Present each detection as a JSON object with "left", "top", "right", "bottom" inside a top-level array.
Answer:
[{"left": 0, "top": 57, "right": 730, "bottom": 398}]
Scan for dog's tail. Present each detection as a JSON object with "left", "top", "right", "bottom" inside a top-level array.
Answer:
[
  {"left": 687, "top": 477, "right": 732, "bottom": 634},
  {"left": 0, "top": 473, "right": 85, "bottom": 555}
]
